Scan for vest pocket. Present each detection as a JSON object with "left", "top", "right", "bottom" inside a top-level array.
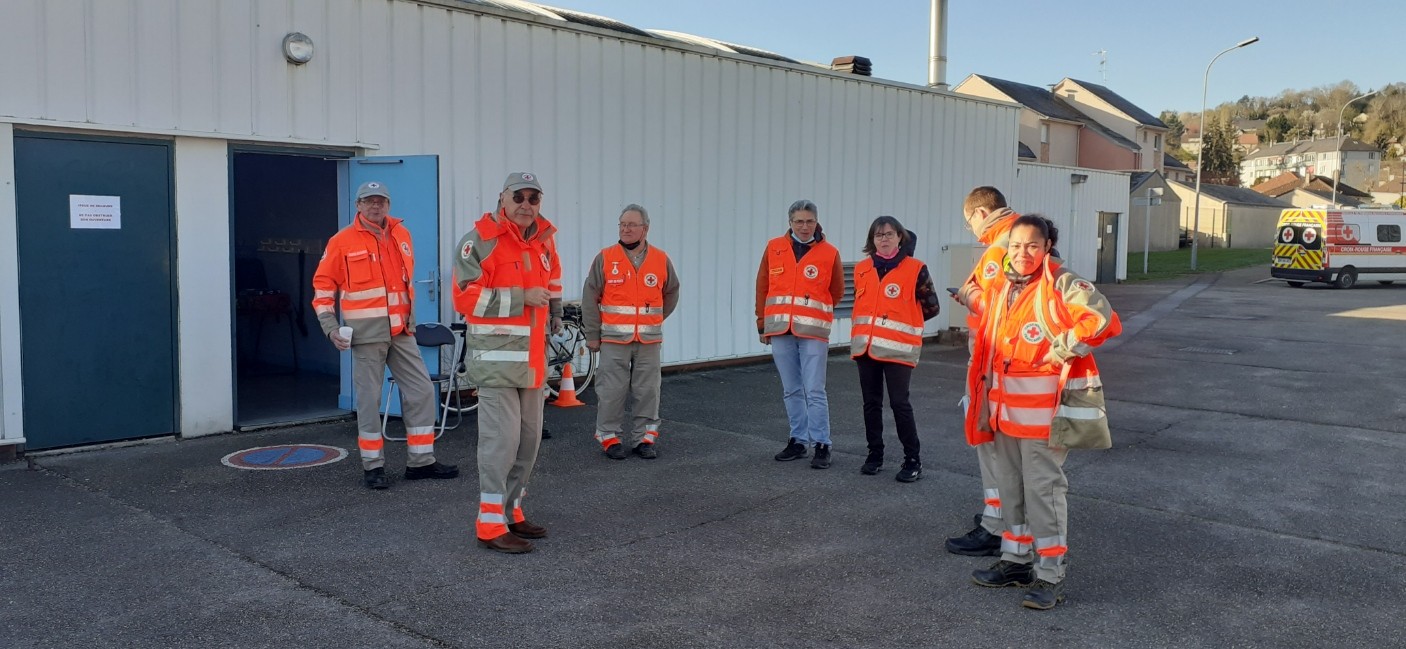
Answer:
[{"left": 345, "top": 250, "right": 378, "bottom": 289}]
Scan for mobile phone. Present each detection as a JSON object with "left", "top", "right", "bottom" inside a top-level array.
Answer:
[{"left": 946, "top": 287, "right": 959, "bottom": 296}]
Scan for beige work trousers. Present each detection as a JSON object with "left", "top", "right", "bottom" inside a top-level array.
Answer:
[
  {"left": 352, "top": 333, "right": 437, "bottom": 470},
  {"left": 989, "top": 432, "right": 1070, "bottom": 584},
  {"left": 476, "top": 386, "right": 545, "bottom": 525},
  {"left": 593, "top": 342, "right": 662, "bottom": 448}
]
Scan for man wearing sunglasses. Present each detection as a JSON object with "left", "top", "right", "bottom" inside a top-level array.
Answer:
[
  {"left": 312, "top": 181, "right": 460, "bottom": 490},
  {"left": 581, "top": 204, "right": 681, "bottom": 461},
  {"left": 452, "top": 172, "right": 564, "bottom": 554}
]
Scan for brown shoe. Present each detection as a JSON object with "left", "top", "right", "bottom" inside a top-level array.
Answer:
[
  {"left": 477, "top": 532, "right": 534, "bottom": 554},
  {"left": 508, "top": 520, "right": 548, "bottom": 539}
]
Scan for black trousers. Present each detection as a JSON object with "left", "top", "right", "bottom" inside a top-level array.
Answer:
[{"left": 855, "top": 354, "right": 919, "bottom": 461}]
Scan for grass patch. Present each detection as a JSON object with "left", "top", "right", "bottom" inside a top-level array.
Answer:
[{"left": 1124, "top": 247, "right": 1271, "bottom": 282}]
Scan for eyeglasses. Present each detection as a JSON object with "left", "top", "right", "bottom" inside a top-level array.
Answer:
[
  {"left": 512, "top": 191, "right": 542, "bottom": 205},
  {"left": 873, "top": 231, "right": 900, "bottom": 240},
  {"left": 790, "top": 218, "right": 817, "bottom": 226},
  {"left": 618, "top": 222, "right": 645, "bottom": 229},
  {"left": 358, "top": 197, "right": 389, "bottom": 206}
]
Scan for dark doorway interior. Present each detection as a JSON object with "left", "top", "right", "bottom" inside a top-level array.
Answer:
[{"left": 231, "top": 151, "right": 344, "bottom": 427}]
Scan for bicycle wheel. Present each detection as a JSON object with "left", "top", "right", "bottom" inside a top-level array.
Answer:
[{"left": 546, "top": 320, "right": 597, "bottom": 397}]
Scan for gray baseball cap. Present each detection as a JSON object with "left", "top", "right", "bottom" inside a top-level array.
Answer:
[
  {"left": 503, "top": 172, "right": 543, "bottom": 192},
  {"left": 356, "top": 181, "right": 390, "bottom": 200}
]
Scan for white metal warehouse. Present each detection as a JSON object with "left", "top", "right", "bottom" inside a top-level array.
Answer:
[{"left": 0, "top": 0, "right": 1129, "bottom": 450}]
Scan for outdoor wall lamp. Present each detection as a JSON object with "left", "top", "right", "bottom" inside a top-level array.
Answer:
[{"left": 283, "top": 32, "right": 314, "bottom": 65}]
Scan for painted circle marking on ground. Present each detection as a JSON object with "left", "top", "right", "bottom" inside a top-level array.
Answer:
[{"left": 221, "top": 444, "right": 348, "bottom": 470}]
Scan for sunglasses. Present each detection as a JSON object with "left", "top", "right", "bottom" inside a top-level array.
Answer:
[{"left": 512, "top": 191, "right": 542, "bottom": 206}]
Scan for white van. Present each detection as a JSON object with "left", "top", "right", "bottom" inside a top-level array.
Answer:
[{"left": 1271, "top": 209, "right": 1406, "bottom": 288}]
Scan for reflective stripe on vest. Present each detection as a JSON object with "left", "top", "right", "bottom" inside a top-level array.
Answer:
[
  {"left": 849, "top": 257, "right": 925, "bottom": 366},
  {"left": 598, "top": 245, "right": 669, "bottom": 344},
  {"left": 762, "top": 236, "right": 838, "bottom": 341}
]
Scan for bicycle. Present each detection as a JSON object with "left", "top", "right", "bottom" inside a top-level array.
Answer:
[{"left": 440, "top": 302, "right": 597, "bottom": 415}]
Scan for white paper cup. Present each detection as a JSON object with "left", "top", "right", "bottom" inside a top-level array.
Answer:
[{"left": 338, "top": 326, "right": 354, "bottom": 344}]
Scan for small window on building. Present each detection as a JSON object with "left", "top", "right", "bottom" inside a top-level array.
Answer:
[
  {"left": 1040, "top": 124, "right": 1049, "bottom": 144},
  {"left": 1154, "top": 134, "right": 1162, "bottom": 150},
  {"left": 1378, "top": 224, "right": 1402, "bottom": 243}
]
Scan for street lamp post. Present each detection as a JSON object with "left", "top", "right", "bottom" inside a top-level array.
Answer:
[
  {"left": 1191, "top": 36, "right": 1259, "bottom": 270},
  {"left": 1332, "top": 89, "right": 1380, "bottom": 207}
]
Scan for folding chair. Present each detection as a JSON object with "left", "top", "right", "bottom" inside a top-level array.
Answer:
[{"left": 381, "top": 322, "right": 462, "bottom": 440}]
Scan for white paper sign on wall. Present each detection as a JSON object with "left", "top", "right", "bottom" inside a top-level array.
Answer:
[{"left": 70, "top": 195, "right": 121, "bottom": 230}]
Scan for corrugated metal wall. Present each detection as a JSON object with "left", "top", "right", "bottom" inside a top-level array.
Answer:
[
  {"left": 1, "top": 0, "right": 1032, "bottom": 364},
  {"left": 1009, "top": 163, "right": 1131, "bottom": 280}
]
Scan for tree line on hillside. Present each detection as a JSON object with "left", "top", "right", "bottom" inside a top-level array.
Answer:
[{"left": 1156, "top": 81, "right": 1406, "bottom": 186}]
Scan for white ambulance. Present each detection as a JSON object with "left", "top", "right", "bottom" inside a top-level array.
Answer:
[{"left": 1271, "top": 209, "right": 1406, "bottom": 288}]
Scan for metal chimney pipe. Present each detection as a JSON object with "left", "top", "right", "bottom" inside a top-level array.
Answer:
[{"left": 928, "top": 0, "right": 948, "bottom": 89}]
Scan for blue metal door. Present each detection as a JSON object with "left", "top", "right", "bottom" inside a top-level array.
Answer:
[
  {"left": 14, "top": 133, "right": 177, "bottom": 449},
  {"left": 337, "top": 156, "right": 440, "bottom": 414}
]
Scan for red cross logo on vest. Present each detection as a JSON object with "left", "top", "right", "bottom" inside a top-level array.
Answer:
[
  {"left": 884, "top": 283, "right": 901, "bottom": 299},
  {"left": 1072, "top": 279, "right": 1094, "bottom": 293},
  {"left": 460, "top": 240, "right": 473, "bottom": 259},
  {"left": 644, "top": 273, "right": 659, "bottom": 287},
  {"left": 983, "top": 260, "right": 999, "bottom": 280},
  {"left": 540, "top": 253, "right": 551, "bottom": 270},
  {"left": 1021, "top": 322, "right": 1044, "bottom": 343},
  {"left": 803, "top": 264, "right": 819, "bottom": 279}
]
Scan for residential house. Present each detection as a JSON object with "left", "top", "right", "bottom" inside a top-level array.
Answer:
[
  {"left": 1369, "top": 143, "right": 1405, "bottom": 206},
  {"left": 955, "top": 73, "right": 1178, "bottom": 262},
  {"left": 1239, "top": 137, "right": 1382, "bottom": 189},
  {"left": 1250, "top": 171, "right": 1375, "bottom": 208},
  {"left": 952, "top": 74, "right": 1093, "bottom": 167},
  {"left": 1167, "top": 179, "right": 1290, "bottom": 249},
  {"left": 1129, "top": 172, "right": 1183, "bottom": 253},
  {"left": 1163, "top": 153, "right": 1194, "bottom": 184},
  {"left": 1052, "top": 78, "right": 1168, "bottom": 173}
]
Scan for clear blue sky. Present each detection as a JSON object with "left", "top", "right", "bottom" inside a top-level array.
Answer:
[{"left": 544, "top": 0, "right": 1402, "bottom": 114}]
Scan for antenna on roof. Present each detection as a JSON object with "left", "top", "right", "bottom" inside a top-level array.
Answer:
[{"left": 1092, "top": 49, "right": 1108, "bottom": 83}]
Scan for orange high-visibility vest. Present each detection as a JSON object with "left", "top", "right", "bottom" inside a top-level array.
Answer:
[
  {"left": 598, "top": 244, "right": 669, "bottom": 345},
  {"left": 762, "top": 236, "right": 839, "bottom": 341},
  {"left": 964, "top": 259, "right": 1117, "bottom": 443},
  {"left": 452, "top": 212, "right": 560, "bottom": 389},
  {"left": 850, "top": 256, "right": 926, "bottom": 367},
  {"left": 312, "top": 214, "right": 415, "bottom": 337}
]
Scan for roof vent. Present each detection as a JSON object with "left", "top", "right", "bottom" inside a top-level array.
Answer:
[{"left": 831, "top": 56, "right": 872, "bottom": 76}]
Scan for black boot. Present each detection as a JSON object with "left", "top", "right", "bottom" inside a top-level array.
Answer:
[
  {"left": 971, "top": 560, "right": 1034, "bottom": 588},
  {"left": 1022, "top": 579, "right": 1065, "bottom": 610},
  {"left": 945, "top": 514, "right": 1001, "bottom": 556},
  {"left": 810, "top": 443, "right": 831, "bottom": 469}
]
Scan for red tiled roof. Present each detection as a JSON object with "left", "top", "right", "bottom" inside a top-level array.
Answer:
[{"left": 1250, "top": 171, "right": 1302, "bottom": 197}]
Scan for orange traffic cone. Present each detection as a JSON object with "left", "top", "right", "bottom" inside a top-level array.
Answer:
[{"left": 553, "top": 363, "right": 586, "bottom": 407}]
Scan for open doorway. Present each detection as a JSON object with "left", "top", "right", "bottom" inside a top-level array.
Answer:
[{"left": 231, "top": 150, "right": 346, "bottom": 427}]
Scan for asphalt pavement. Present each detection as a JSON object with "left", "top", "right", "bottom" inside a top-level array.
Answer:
[{"left": 3, "top": 266, "right": 1404, "bottom": 648}]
